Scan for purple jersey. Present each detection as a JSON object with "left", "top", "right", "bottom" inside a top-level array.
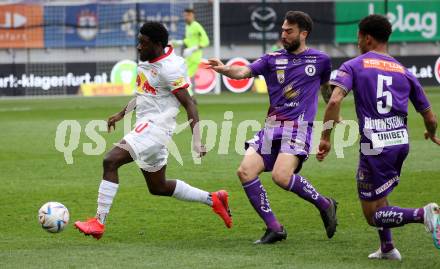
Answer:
[
  {"left": 249, "top": 48, "right": 331, "bottom": 123},
  {"left": 331, "top": 51, "right": 431, "bottom": 201},
  {"left": 330, "top": 51, "right": 431, "bottom": 149}
]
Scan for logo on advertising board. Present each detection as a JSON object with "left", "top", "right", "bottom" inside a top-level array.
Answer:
[
  {"left": 369, "top": 3, "right": 437, "bottom": 39},
  {"left": 435, "top": 56, "right": 440, "bottom": 85},
  {"left": 251, "top": 7, "right": 276, "bottom": 32},
  {"left": 222, "top": 58, "right": 254, "bottom": 93},
  {"left": 111, "top": 59, "right": 137, "bottom": 90},
  {"left": 195, "top": 59, "right": 217, "bottom": 94},
  {"left": 249, "top": 6, "right": 279, "bottom": 41},
  {"left": 336, "top": 1, "right": 440, "bottom": 43},
  {"left": 77, "top": 9, "right": 98, "bottom": 41},
  {"left": 0, "top": 5, "right": 44, "bottom": 48}
]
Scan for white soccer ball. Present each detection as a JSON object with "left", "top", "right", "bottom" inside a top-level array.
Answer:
[{"left": 38, "top": 202, "right": 69, "bottom": 233}]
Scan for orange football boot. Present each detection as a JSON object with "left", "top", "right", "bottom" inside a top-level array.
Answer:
[
  {"left": 211, "top": 190, "right": 232, "bottom": 228},
  {"left": 74, "top": 218, "right": 105, "bottom": 240}
]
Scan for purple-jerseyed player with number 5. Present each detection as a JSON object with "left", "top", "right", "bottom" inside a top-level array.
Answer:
[
  {"left": 208, "top": 11, "right": 338, "bottom": 244},
  {"left": 318, "top": 14, "right": 440, "bottom": 260}
]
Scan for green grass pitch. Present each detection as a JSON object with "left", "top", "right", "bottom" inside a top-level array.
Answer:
[{"left": 0, "top": 88, "right": 439, "bottom": 268}]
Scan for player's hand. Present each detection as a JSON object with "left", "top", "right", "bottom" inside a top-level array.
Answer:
[
  {"left": 207, "top": 58, "right": 227, "bottom": 73},
  {"left": 317, "top": 139, "right": 331, "bottom": 161},
  {"left": 193, "top": 143, "right": 207, "bottom": 157},
  {"left": 424, "top": 130, "right": 440, "bottom": 146},
  {"left": 107, "top": 112, "right": 124, "bottom": 133}
]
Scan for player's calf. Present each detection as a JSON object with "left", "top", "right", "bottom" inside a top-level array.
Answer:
[{"left": 373, "top": 206, "right": 424, "bottom": 228}]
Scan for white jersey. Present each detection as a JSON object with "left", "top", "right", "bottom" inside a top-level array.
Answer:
[{"left": 135, "top": 46, "right": 189, "bottom": 132}]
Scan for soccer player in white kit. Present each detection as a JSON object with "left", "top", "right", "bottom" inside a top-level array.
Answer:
[{"left": 74, "top": 22, "right": 232, "bottom": 239}]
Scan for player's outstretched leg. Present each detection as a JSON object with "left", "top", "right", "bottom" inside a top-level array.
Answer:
[
  {"left": 141, "top": 167, "right": 232, "bottom": 228},
  {"left": 74, "top": 141, "right": 134, "bottom": 240},
  {"left": 374, "top": 203, "right": 440, "bottom": 248},
  {"left": 363, "top": 198, "right": 440, "bottom": 259},
  {"left": 282, "top": 174, "right": 337, "bottom": 239}
]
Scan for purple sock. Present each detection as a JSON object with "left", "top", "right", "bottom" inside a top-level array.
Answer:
[
  {"left": 285, "top": 174, "right": 330, "bottom": 211},
  {"left": 378, "top": 228, "right": 394, "bottom": 253},
  {"left": 242, "top": 177, "right": 282, "bottom": 231},
  {"left": 374, "top": 206, "right": 424, "bottom": 228}
]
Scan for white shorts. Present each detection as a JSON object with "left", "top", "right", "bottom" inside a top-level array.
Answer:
[{"left": 123, "top": 121, "right": 171, "bottom": 172}]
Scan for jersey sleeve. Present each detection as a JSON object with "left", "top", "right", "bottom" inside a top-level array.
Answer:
[
  {"left": 164, "top": 61, "right": 190, "bottom": 94},
  {"left": 330, "top": 62, "right": 354, "bottom": 93},
  {"left": 248, "top": 55, "right": 269, "bottom": 77},
  {"left": 320, "top": 54, "right": 331, "bottom": 85},
  {"left": 196, "top": 22, "right": 210, "bottom": 48},
  {"left": 408, "top": 71, "right": 431, "bottom": 112}
]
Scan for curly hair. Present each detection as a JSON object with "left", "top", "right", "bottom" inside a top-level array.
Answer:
[
  {"left": 358, "top": 14, "right": 392, "bottom": 43},
  {"left": 139, "top": 22, "right": 169, "bottom": 48}
]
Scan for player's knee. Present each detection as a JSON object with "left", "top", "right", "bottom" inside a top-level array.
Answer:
[
  {"left": 103, "top": 155, "right": 119, "bottom": 171},
  {"left": 271, "top": 170, "right": 291, "bottom": 188},
  {"left": 148, "top": 184, "right": 172, "bottom": 197},
  {"left": 103, "top": 150, "right": 129, "bottom": 171},
  {"left": 237, "top": 166, "right": 254, "bottom": 182}
]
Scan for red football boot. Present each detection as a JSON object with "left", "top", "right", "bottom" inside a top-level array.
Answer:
[
  {"left": 74, "top": 218, "right": 105, "bottom": 240},
  {"left": 211, "top": 190, "right": 232, "bottom": 228}
]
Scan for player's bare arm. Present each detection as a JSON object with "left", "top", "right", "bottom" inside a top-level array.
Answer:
[
  {"left": 317, "top": 86, "right": 346, "bottom": 161},
  {"left": 107, "top": 98, "right": 136, "bottom": 132},
  {"left": 174, "top": 88, "right": 207, "bottom": 157},
  {"left": 207, "top": 58, "right": 252, "bottom": 79},
  {"left": 421, "top": 108, "right": 440, "bottom": 145},
  {"left": 320, "top": 83, "right": 343, "bottom": 123}
]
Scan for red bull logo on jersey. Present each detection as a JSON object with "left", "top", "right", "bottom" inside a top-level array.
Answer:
[
  {"left": 363, "top": 59, "right": 405, "bottom": 74},
  {"left": 136, "top": 72, "right": 157, "bottom": 95}
]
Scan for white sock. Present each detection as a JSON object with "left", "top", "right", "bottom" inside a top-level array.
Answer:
[
  {"left": 172, "top": 180, "right": 212, "bottom": 206},
  {"left": 96, "top": 180, "right": 119, "bottom": 224}
]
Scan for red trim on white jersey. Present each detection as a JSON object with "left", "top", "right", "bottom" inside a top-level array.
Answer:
[
  {"left": 171, "top": 83, "right": 190, "bottom": 94},
  {"left": 150, "top": 45, "right": 173, "bottom": 63}
]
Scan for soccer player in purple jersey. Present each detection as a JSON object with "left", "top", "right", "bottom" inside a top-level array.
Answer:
[
  {"left": 318, "top": 14, "right": 440, "bottom": 260},
  {"left": 208, "top": 11, "right": 338, "bottom": 244}
]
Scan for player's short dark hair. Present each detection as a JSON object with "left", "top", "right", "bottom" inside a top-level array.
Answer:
[
  {"left": 184, "top": 8, "right": 194, "bottom": 13},
  {"left": 284, "top": 11, "right": 313, "bottom": 37},
  {"left": 358, "top": 14, "right": 392, "bottom": 43},
  {"left": 139, "top": 22, "right": 169, "bottom": 48}
]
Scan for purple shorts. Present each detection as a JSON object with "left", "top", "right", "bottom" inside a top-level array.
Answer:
[
  {"left": 357, "top": 144, "right": 409, "bottom": 201},
  {"left": 245, "top": 122, "right": 312, "bottom": 172}
]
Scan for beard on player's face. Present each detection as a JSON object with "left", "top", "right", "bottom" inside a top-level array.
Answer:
[
  {"left": 138, "top": 45, "right": 160, "bottom": 62},
  {"left": 138, "top": 48, "right": 152, "bottom": 61},
  {"left": 282, "top": 35, "right": 301, "bottom": 52}
]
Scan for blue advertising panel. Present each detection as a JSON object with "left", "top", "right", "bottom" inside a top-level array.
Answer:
[
  {"left": 64, "top": 4, "right": 98, "bottom": 47},
  {"left": 96, "top": 4, "right": 136, "bottom": 47},
  {"left": 43, "top": 5, "right": 65, "bottom": 48},
  {"left": 44, "top": 3, "right": 186, "bottom": 48}
]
